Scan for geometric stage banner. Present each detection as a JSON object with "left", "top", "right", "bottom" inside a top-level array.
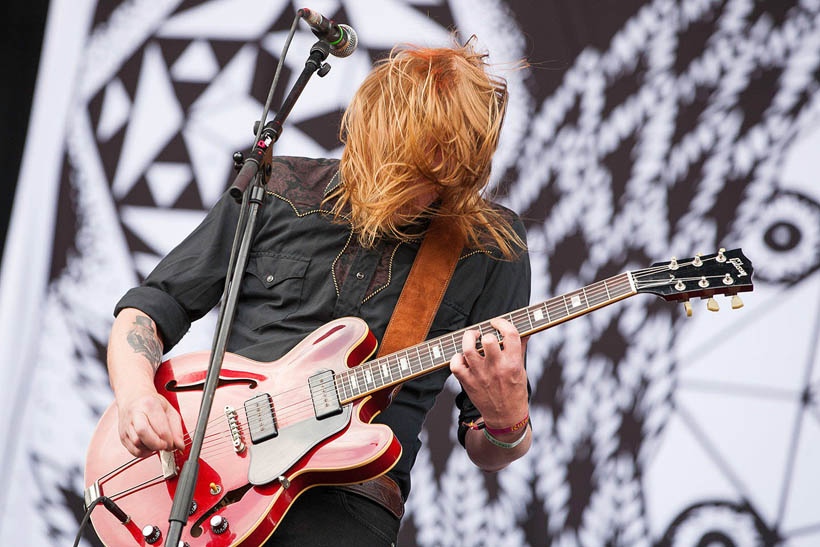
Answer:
[{"left": 2, "top": 1, "right": 819, "bottom": 545}]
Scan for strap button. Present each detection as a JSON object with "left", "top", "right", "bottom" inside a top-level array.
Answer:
[{"left": 356, "top": 272, "right": 364, "bottom": 280}]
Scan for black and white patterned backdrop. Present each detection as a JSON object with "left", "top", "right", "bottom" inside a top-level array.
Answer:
[{"left": 2, "top": 0, "right": 820, "bottom": 545}]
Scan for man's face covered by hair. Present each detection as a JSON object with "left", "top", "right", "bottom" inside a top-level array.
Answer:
[{"left": 330, "top": 42, "right": 523, "bottom": 259}]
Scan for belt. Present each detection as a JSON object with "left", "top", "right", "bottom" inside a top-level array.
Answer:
[{"left": 335, "top": 475, "right": 405, "bottom": 519}]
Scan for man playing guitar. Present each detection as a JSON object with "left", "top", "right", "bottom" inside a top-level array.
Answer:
[{"left": 106, "top": 41, "right": 532, "bottom": 545}]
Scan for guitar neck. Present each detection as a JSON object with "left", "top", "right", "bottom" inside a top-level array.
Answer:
[{"left": 335, "top": 272, "right": 637, "bottom": 404}]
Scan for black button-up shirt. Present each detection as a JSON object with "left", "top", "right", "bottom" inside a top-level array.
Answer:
[{"left": 115, "top": 156, "right": 531, "bottom": 499}]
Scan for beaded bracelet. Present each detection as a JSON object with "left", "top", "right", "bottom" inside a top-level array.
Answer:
[{"left": 483, "top": 424, "right": 529, "bottom": 449}]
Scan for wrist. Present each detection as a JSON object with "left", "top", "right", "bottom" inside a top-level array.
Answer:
[
  {"left": 482, "top": 423, "right": 529, "bottom": 449},
  {"left": 482, "top": 410, "right": 529, "bottom": 436},
  {"left": 112, "top": 373, "right": 157, "bottom": 404}
]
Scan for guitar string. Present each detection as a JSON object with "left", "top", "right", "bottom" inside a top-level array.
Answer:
[
  {"left": 101, "top": 261, "right": 740, "bottom": 477},
  {"left": 184, "top": 268, "right": 732, "bottom": 446},
  {"left": 195, "top": 272, "right": 740, "bottom": 454},
  {"left": 140, "top": 262, "right": 726, "bottom": 449},
  {"left": 227, "top": 263, "right": 742, "bottom": 434},
  {"left": 185, "top": 275, "right": 641, "bottom": 442},
  {"left": 186, "top": 275, "right": 640, "bottom": 443},
  {"left": 101, "top": 274, "right": 743, "bottom": 490},
  {"left": 186, "top": 272, "right": 638, "bottom": 445}
]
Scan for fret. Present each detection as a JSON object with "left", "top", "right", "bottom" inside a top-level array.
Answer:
[
  {"left": 603, "top": 278, "right": 612, "bottom": 300},
  {"left": 413, "top": 347, "right": 423, "bottom": 374},
  {"left": 372, "top": 361, "right": 383, "bottom": 387},
  {"left": 389, "top": 354, "right": 400, "bottom": 380},
  {"left": 356, "top": 367, "right": 367, "bottom": 395},
  {"left": 364, "top": 368, "right": 373, "bottom": 387},
  {"left": 356, "top": 367, "right": 366, "bottom": 394},
  {"left": 350, "top": 372, "right": 359, "bottom": 394},
  {"left": 381, "top": 360, "right": 391, "bottom": 383},
  {"left": 547, "top": 297, "right": 563, "bottom": 320},
  {"left": 562, "top": 295, "right": 571, "bottom": 316},
  {"left": 446, "top": 334, "right": 459, "bottom": 359},
  {"left": 417, "top": 344, "right": 430, "bottom": 372},
  {"left": 338, "top": 372, "right": 348, "bottom": 400},
  {"left": 595, "top": 280, "right": 610, "bottom": 305},
  {"left": 611, "top": 274, "right": 629, "bottom": 296},
  {"left": 581, "top": 287, "right": 589, "bottom": 308}
]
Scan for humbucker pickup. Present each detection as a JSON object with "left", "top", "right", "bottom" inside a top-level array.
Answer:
[
  {"left": 244, "top": 393, "right": 277, "bottom": 443},
  {"left": 309, "top": 370, "right": 342, "bottom": 420}
]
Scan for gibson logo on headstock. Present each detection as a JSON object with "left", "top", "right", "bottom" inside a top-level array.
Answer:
[{"left": 729, "top": 258, "right": 747, "bottom": 277}]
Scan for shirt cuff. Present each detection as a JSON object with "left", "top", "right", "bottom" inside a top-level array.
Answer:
[{"left": 114, "top": 286, "right": 191, "bottom": 352}]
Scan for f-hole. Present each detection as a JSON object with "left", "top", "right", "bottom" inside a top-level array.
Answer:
[{"left": 165, "top": 377, "right": 258, "bottom": 392}]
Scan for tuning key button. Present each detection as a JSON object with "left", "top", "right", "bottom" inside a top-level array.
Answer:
[
  {"left": 722, "top": 273, "right": 734, "bottom": 285},
  {"left": 211, "top": 515, "right": 229, "bottom": 535},
  {"left": 669, "top": 257, "right": 679, "bottom": 270},
  {"left": 675, "top": 280, "right": 686, "bottom": 291},
  {"left": 698, "top": 276, "right": 709, "bottom": 288},
  {"left": 716, "top": 248, "right": 727, "bottom": 262},
  {"left": 142, "top": 525, "right": 161, "bottom": 544},
  {"left": 706, "top": 297, "right": 719, "bottom": 312},
  {"left": 693, "top": 253, "right": 703, "bottom": 267},
  {"left": 731, "top": 295, "right": 744, "bottom": 309},
  {"left": 683, "top": 301, "right": 693, "bottom": 317}
]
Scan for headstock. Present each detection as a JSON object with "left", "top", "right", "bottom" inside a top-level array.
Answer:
[{"left": 633, "top": 248, "right": 754, "bottom": 315}]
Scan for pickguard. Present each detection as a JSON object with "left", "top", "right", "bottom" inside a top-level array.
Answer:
[{"left": 246, "top": 403, "right": 352, "bottom": 485}]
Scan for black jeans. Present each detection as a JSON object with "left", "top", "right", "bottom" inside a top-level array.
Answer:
[{"left": 264, "top": 486, "right": 401, "bottom": 546}]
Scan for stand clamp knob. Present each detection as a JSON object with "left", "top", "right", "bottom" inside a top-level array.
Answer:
[{"left": 233, "top": 152, "right": 245, "bottom": 172}]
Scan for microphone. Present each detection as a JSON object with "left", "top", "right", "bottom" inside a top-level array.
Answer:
[{"left": 298, "top": 8, "right": 358, "bottom": 58}]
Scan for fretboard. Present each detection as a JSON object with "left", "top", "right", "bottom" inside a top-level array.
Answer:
[{"left": 335, "top": 272, "right": 636, "bottom": 403}]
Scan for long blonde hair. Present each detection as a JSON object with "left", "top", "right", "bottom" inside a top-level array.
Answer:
[{"left": 327, "top": 40, "right": 525, "bottom": 259}]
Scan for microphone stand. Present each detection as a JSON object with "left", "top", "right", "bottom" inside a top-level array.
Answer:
[{"left": 165, "top": 39, "right": 332, "bottom": 547}]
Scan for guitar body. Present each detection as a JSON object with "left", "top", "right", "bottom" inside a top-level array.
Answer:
[{"left": 84, "top": 317, "right": 402, "bottom": 546}]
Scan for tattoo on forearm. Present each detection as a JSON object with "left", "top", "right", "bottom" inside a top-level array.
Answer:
[{"left": 126, "top": 315, "right": 163, "bottom": 370}]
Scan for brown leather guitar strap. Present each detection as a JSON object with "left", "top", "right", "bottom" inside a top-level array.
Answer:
[
  {"left": 377, "top": 214, "right": 464, "bottom": 358},
  {"left": 338, "top": 215, "right": 463, "bottom": 518}
]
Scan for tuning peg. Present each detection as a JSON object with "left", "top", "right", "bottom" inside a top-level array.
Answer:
[
  {"left": 716, "top": 248, "right": 727, "bottom": 262},
  {"left": 669, "top": 256, "right": 679, "bottom": 270},
  {"left": 683, "top": 300, "right": 693, "bottom": 317},
  {"left": 731, "top": 294, "right": 744, "bottom": 309},
  {"left": 706, "top": 297, "right": 719, "bottom": 312},
  {"left": 693, "top": 253, "right": 703, "bottom": 267}
]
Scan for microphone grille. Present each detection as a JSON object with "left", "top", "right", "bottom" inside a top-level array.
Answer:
[{"left": 331, "top": 24, "right": 358, "bottom": 58}]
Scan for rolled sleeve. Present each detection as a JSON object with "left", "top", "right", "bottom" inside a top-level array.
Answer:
[
  {"left": 112, "top": 191, "right": 241, "bottom": 353},
  {"left": 114, "top": 286, "right": 191, "bottom": 349}
]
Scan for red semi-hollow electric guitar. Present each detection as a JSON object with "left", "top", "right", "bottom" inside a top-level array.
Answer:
[{"left": 84, "top": 249, "right": 753, "bottom": 546}]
